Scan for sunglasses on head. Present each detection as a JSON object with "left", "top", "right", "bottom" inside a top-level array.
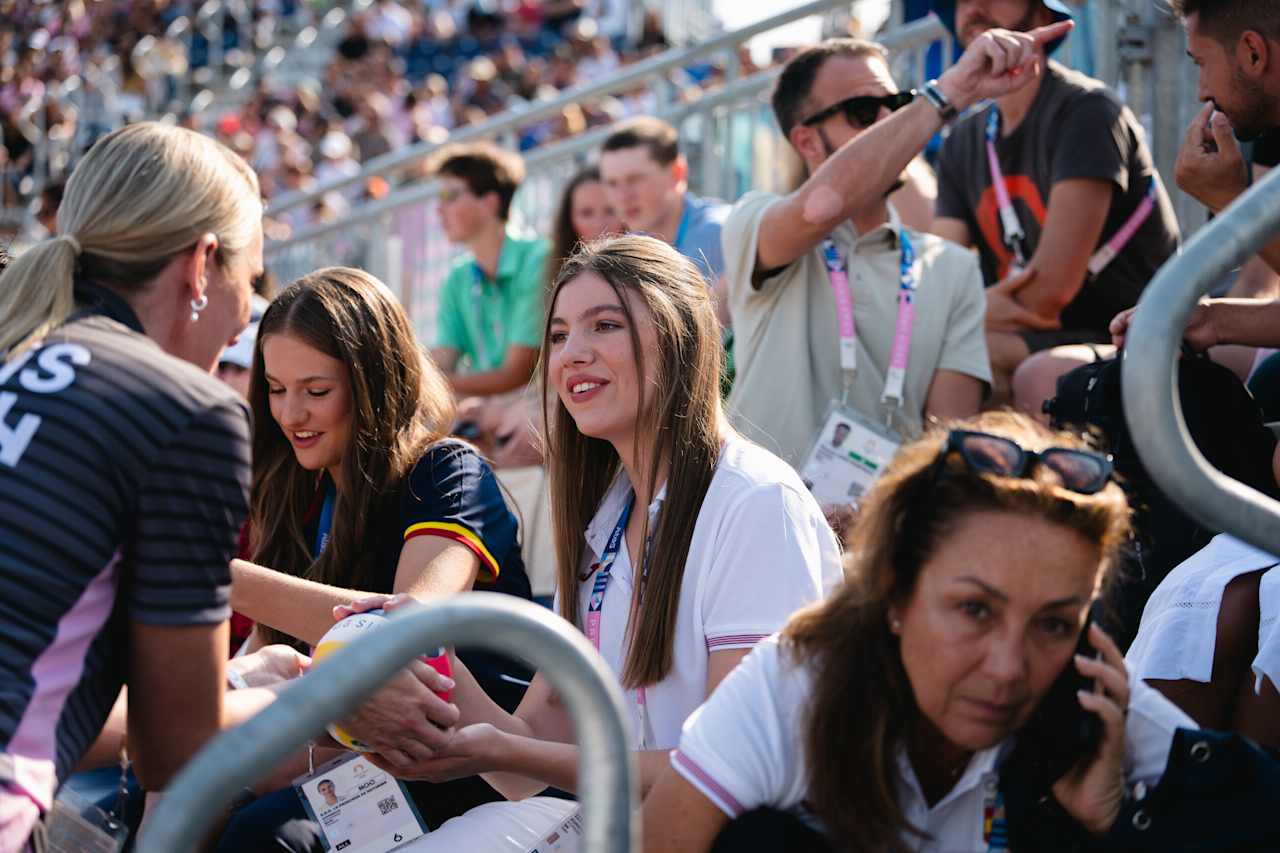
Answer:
[
  {"left": 930, "top": 430, "right": 1114, "bottom": 495},
  {"left": 800, "top": 90, "right": 915, "bottom": 130}
]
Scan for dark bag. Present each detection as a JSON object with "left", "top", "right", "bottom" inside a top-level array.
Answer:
[
  {"left": 1044, "top": 350, "right": 1278, "bottom": 648},
  {"left": 1001, "top": 728, "right": 1280, "bottom": 852}
]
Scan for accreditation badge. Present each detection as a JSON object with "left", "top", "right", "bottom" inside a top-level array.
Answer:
[
  {"left": 799, "top": 403, "right": 901, "bottom": 507},
  {"left": 293, "top": 752, "right": 429, "bottom": 852},
  {"left": 523, "top": 805, "right": 583, "bottom": 852},
  {"left": 42, "top": 786, "right": 129, "bottom": 853}
]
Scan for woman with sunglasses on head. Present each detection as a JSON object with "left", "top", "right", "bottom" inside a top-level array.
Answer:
[
  {"left": 643, "top": 411, "right": 1201, "bottom": 852},
  {"left": 336, "top": 235, "right": 842, "bottom": 848}
]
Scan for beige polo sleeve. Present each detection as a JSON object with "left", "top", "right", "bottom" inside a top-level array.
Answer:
[
  {"left": 934, "top": 242, "right": 994, "bottom": 385},
  {"left": 721, "top": 191, "right": 785, "bottom": 307}
]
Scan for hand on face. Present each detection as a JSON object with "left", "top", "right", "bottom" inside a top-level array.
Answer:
[
  {"left": 1050, "top": 622, "right": 1130, "bottom": 835},
  {"left": 938, "top": 21, "right": 1073, "bottom": 109},
  {"left": 1175, "top": 101, "right": 1248, "bottom": 213},
  {"left": 895, "top": 511, "right": 1101, "bottom": 760}
]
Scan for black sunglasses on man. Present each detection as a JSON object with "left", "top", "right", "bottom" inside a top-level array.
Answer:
[{"left": 801, "top": 90, "right": 916, "bottom": 130}]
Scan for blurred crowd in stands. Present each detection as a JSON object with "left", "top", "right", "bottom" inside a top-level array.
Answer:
[{"left": 1, "top": 0, "right": 768, "bottom": 242}]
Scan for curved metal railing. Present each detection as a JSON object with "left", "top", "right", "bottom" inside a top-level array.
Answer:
[
  {"left": 138, "top": 593, "right": 637, "bottom": 852},
  {"left": 1122, "top": 166, "right": 1280, "bottom": 555}
]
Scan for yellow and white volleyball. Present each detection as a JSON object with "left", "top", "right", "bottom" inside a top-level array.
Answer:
[{"left": 312, "top": 609, "right": 391, "bottom": 751}]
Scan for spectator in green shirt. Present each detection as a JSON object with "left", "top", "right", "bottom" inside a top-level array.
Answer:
[{"left": 428, "top": 142, "right": 548, "bottom": 400}]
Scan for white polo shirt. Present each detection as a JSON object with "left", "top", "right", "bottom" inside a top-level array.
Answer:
[
  {"left": 673, "top": 636, "right": 1196, "bottom": 851},
  {"left": 561, "top": 436, "right": 842, "bottom": 750}
]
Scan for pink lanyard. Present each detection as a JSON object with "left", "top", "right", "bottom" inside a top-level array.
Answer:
[
  {"left": 985, "top": 106, "right": 1155, "bottom": 278},
  {"left": 1086, "top": 181, "right": 1157, "bottom": 278},
  {"left": 821, "top": 229, "right": 918, "bottom": 408},
  {"left": 985, "top": 108, "right": 1031, "bottom": 269}
]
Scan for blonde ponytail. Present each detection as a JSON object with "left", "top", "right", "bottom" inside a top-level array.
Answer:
[
  {"left": 0, "top": 122, "right": 262, "bottom": 355},
  {"left": 0, "top": 238, "right": 82, "bottom": 354}
]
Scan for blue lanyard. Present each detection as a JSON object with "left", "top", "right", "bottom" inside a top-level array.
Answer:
[
  {"left": 983, "top": 104, "right": 1000, "bottom": 144},
  {"left": 314, "top": 484, "right": 335, "bottom": 556},
  {"left": 586, "top": 493, "right": 635, "bottom": 624},
  {"left": 672, "top": 197, "right": 693, "bottom": 249},
  {"left": 899, "top": 230, "right": 915, "bottom": 284}
]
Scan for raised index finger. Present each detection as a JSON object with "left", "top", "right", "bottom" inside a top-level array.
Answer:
[{"left": 1028, "top": 20, "right": 1073, "bottom": 46}]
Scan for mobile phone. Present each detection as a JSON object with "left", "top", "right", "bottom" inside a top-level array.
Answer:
[{"left": 1006, "top": 605, "right": 1105, "bottom": 791}]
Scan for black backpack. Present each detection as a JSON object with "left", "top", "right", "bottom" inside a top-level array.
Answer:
[{"left": 1044, "top": 349, "right": 1279, "bottom": 649}]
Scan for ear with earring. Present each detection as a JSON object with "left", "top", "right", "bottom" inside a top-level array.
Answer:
[
  {"left": 888, "top": 612, "right": 902, "bottom": 635},
  {"left": 190, "top": 294, "right": 208, "bottom": 323}
]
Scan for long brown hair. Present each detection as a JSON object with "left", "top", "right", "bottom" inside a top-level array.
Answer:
[
  {"left": 249, "top": 267, "right": 455, "bottom": 646},
  {"left": 543, "top": 235, "right": 723, "bottom": 688},
  {"left": 545, "top": 166, "right": 603, "bottom": 291},
  {"left": 782, "top": 411, "right": 1131, "bottom": 852}
]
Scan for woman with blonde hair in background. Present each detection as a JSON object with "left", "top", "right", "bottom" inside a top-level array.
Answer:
[{"left": 0, "top": 122, "right": 276, "bottom": 851}]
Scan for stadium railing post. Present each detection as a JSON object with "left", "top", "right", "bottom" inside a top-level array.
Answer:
[{"left": 1122, "top": 167, "right": 1280, "bottom": 556}]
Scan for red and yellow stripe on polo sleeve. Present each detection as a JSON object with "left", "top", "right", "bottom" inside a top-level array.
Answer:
[{"left": 404, "top": 521, "right": 500, "bottom": 581}]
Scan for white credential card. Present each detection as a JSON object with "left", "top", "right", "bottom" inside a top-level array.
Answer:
[
  {"left": 799, "top": 406, "right": 900, "bottom": 507},
  {"left": 294, "top": 752, "right": 428, "bottom": 852}
]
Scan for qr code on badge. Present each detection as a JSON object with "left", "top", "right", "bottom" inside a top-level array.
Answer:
[{"left": 377, "top": 796, "right": 398, "bottom": 816}]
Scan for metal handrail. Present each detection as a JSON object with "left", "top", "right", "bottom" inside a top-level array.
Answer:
[
  {"left": 263, "top": 13, "right": 949, "bottom": 255},
  {"left": 1121, "top": 166, "right": 1280, "bottom": 555},
  {"left": 138, "top": 594, "right": 637, "bottom": 852},
  {"left": 266, "top": 2, "right": 947, "bottom": 216}
]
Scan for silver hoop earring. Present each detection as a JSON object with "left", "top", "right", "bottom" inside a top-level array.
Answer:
[{"left": 190, "top": 294, "right": 208, "bottom": 323}]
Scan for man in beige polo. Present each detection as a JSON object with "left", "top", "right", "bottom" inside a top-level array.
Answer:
[{"left": 724, "top": 36, "right": 1002, "bottom": 473}]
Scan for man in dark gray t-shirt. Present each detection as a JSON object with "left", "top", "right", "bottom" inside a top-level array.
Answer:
[
  {"left": 936, "top": 62, "right": 1180, "bottom": 336},
  {"left": 931, "top": 0, "right": 1180, "bottom": 413}
]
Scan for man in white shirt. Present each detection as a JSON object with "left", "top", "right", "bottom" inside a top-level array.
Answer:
[{"left": 723, "top": 38, "right": 992, "bottom": 472}]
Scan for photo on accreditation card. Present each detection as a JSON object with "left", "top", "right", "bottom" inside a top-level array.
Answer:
[{"left": 296, "top": 753, "right": 429, "bottom": 852}]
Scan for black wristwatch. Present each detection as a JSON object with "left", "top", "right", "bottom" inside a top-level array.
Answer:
[{"left": 921, "top": 79, "right": 958, "bottom": 124}]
